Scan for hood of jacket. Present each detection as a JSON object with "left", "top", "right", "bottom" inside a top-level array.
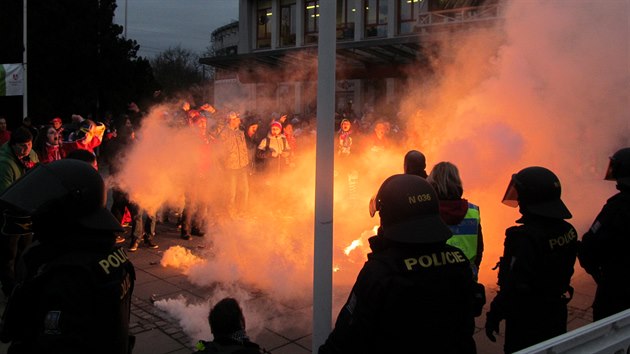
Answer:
[{"left": 438, "top": 198, "right": 469, "bottom": 225}]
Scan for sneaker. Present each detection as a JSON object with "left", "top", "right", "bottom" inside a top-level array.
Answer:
[
  {"left": 129, "top": 241, "right": 139, "bottom": 252},
  {"left": 181, "top": 234, "right": 192, "bottom": 240},
  {"left": 144, "top": 240, "right": 159, "bottom": 249},
  {"left": 115, "top": 236, "right": 126, "bottom": 244}
]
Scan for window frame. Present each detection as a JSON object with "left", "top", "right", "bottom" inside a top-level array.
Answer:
[{"left": 364, "top": 0, "right": 387, "bottom": 38}]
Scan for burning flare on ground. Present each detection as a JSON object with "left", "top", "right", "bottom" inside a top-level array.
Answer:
[{"left": 160, "top": 245, "right": 205, "bottom": 274}]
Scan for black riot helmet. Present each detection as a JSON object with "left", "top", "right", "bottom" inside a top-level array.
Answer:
[
  {"left": 369, "top": 174, "right": 451, "bottom": 243},
  {"left": 0, "top": 159, "right": 122, "bottom": 233},
  {"left": 605, "top": 147, "right": 630, "bottom": 186},
  {"left": 501, "top": 166, "right": 572, "bottom": 219}
]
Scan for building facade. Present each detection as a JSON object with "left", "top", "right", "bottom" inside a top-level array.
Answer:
[{"left": 201, "top": 0, "right": 501, "bottom": 118}]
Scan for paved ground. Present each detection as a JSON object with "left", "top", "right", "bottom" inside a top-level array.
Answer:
[{"left": 0, "top": 217, "right": 596, "bottom": 354}]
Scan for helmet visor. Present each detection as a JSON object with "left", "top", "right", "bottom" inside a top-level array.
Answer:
[
  {"left": 604, "top": 158, "right": 615, "bottom": 181},
  {"left": 369, "top": 195, "right": 378, "bottom": 217},
  {"left": 501, "top": 177, "right": 519, "bottom": 207}
]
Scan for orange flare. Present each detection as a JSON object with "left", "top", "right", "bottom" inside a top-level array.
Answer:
[{"left": 160, "top": 246, "right": 204, "bottom": 273}]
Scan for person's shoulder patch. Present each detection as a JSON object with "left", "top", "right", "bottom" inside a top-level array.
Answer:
[{"left": 590, "top": 220, "right": 601, "bottom": 234}]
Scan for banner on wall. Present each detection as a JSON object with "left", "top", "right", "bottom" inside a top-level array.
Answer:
[{"left": 0, "top": 64, "right": 24, "bottom": 96}]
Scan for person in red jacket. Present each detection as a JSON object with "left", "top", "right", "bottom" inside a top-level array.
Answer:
[
  {"left": 34, "top": 125, "right": 65, "bottom": 164},
  {"left": 0, "top": 117, "right": 11, "bottom": 146},
  {"left": 62, "top": 119, "right": 104, "bottom": 154},
  {"left": 61, "top": 119, "right": 104, "bottom": 168}
]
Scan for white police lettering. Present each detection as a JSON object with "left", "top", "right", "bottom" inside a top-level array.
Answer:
[
  {"left": 408, "top": 193, "right": 432, "bottom": 205},
  {"left": 548, "top": 229, "right": 577, "bottom": 250},
  {"left": 403, "top": 251, "right": 466, "bottom": 270},
  {"left": 99, "top": 248, "right": 128, "bottom": 275}
]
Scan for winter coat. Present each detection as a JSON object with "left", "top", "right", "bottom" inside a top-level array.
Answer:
[
  {"left": 438, "top": 199, "right": 484, "bottom": 268},
  {"left": 319, "top": 235, "right": 478, "bottom": 354},
  {"left": 0, "top": 143, "right": 39, "bottom": 193},
  {"left": 0, "top": 237, "right": 135, "bottom": 354},
  {"left": 578, "top": 189, "right": 630, "bottom": 320},
  {"left": 256, "top": 134, "right": 290, "bottom": 174},
  {"left": 37, "top": 143, "right": 65, "bottom": 164},
  {"left": 487, "top": 214, "right": 577, "bottom": 353},
  {"left": 219, "top": 127, "right": 249, "bottom": 170}
]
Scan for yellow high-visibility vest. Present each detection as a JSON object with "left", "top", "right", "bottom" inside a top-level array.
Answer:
[{"left": 446, "top": 203, "right": 480, "bottom": 264}]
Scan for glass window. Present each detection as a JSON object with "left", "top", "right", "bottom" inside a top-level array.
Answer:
[
  {"left": 336, "top": 0, "right": 356, "bottom": 41},
  {"left": 280, "top": 0, "right": 297, "bottom": 47},
  {"left": 305, "top": 1, "right": 319, "bottom": 45},
  {"left": 257, "top": 0, "right": 272, "bottom": 49},
  {"left": 399, "top": 0, "right": 420, "bottom": 34},
  {"left": 364, "top": 0, "right": 387, "bottom": 38}
]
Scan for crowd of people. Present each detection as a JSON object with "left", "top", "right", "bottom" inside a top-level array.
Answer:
[{"left": 0, "top": 102, "right": 628, "bottom": 353}]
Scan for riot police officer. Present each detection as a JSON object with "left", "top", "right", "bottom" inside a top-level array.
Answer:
[
  {"left": 485, "top": 166, "right": 577, "bottom": 353},
  {"left": 578, "top": 147, "right": 630, "bottom": 321},
  {"left": 320, "top": 174, "right": 481, "bottom": 354},
  {"left": 0, "top": 159, "right": 135, "bottom": 354}
]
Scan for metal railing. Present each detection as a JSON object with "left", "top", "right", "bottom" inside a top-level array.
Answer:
[
  {"left": 415, "top": 4, "right": 503, "bottom": 28},
  {"left": 515, "top": 308, "right": 630, "bottom": 353}
]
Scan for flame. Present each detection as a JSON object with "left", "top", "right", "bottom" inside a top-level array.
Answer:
[
  {"left": 343, "top": 239, "right": 363, "bottom": 255},
  {"left": 160, "top": 246, "right": 204, "bottom": 274}
]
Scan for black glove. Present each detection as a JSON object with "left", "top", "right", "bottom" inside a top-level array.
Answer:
[
  {"left": 472, "top": 282, "right": 486, "bottom": 317},
  {"left": 485, "top": 311, "right": 500, "bottom": 342}
]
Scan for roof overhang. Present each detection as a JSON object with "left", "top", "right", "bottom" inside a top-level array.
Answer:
[
  {"left": 201, "top": 4, "right": 504, "bottom": 83},
  {"left": 200, "top": 34, "right": 430, "bottom": 83}
]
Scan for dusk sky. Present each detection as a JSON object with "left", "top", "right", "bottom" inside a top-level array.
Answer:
[{"left": 113, "top": 0, "right": 239, "bottom": 58}]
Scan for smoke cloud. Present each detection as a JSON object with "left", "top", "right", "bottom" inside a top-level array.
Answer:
[
  {"left": 398, "top": 0, "right": 629, "bottom": 284},
  {"left": 116, "top": 0, "right": 629, "bottom": 343}
]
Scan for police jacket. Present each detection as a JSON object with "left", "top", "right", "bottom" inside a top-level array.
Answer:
[
  {"left": 489, "top": 214, "right": 577, "bottom": 319},
  {"left": 0, "top": 234, "right": 135, "bottom": 354},
  {"left": 319, "top": 235, "right": 478, "bottom": 354},
  {"left": 578, "top": 189, "right": 630, "bottom": 319}
]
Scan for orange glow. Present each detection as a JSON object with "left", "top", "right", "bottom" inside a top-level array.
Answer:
[
  {"left": 160, "top": 246, "right": 204, "bottom": 274},
  {"left": 115, "top": 1, "right": 627, "bottom": 304},
  {"left": 343, "top": 239, "right": 362, "bottom": 255}
]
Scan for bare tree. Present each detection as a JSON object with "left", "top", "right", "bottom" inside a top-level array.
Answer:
[{"left": 151, "top": 46, "right": 205, "bottom": 98}]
